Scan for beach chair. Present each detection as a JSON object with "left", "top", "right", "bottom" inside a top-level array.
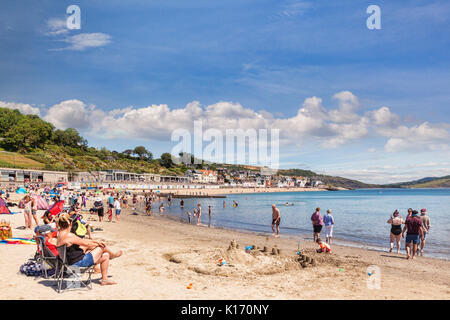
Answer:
[
  {"left": 35, "top": 236, "right": 58, "bottom": 279},
  {"left": 55, "top": 245, "right": 94, "bottom": 293}
]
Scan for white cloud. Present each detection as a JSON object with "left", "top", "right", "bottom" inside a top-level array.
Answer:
[
  {"left": 46, "top": 17, "right": 68, "bottom": 36},
  {"left": 61, "top": 33, "right": 112, "bottom": 51},
  {"left": 45, "top": 17, "right": 111, "bottom": 51},
  {"left": 0, "top": 101, "right": 41, "bottom": 116},
  {"left": 368, "top": 106, "right": 400, "bottom": 127},
  {"left": 382, "top": 122, "right": 449, "bottom": 152},
  {"left": 3, "top": 91, "right": 449, "bottom": 156},
  {"left": 43, "top": 99, "right": 94, "bottom": 130}
]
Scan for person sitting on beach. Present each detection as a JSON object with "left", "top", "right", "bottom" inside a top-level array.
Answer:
[
  {"left": 271, "top": 204, "right": 280, "bottom": 237},
  {"left": 69, "top": 212, "right": 92, "bottom": 239},
  {"left": 311, "top": 208, "right": 324, "bottom": 242},
  {"left": 387, "top": 210, "right": 404, "bottom": 254},
  {"left": 402, "top": 210, "right": 424, "bottom": 260},
  {"left": 316, "top": 238, "right": 331, "bottom": 253},
  {"left": 35, "top": 224, "right": 58, "bottom": 257},
  {"left": 56, "top": 213, "right": 122, "bottom": 286}
]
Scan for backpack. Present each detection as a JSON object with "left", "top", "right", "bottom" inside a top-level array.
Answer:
[
  {"left": 71, "top": 219, "right": 87, "bottom": 238},
  {"left": 20, "top": 260, "right": 43, "bottom": 277}
]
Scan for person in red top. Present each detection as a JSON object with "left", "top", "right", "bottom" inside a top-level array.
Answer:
[
  {"left": 402, "top": 210, "right": 423, "bottom": 260},
  {"left": 35, "top": 224, "right": 58, "bottom": 257},
  {"left": 316, "top": 238, "right": 331, "bottom": 253}
]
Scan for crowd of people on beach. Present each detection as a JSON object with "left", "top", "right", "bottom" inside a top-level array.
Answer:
[
  {"left": 269, "top": 204, "right": 431, "bottom": 259},
  {"left": 1, "top": 184, "right": 127, "bottom": 285}
]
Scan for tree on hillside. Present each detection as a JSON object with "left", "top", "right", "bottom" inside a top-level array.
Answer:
[
  {"left": 0, "top": 114, "right": 54, "bottom": 151},
  {"left": 160, "top": 152, "right": 174, "bottom": 168},
  {"left": 133, "top": 146, "right": 153, "bottom": 161},
  {"left": 53, "top": 128, "right": 88, "bottom": 149}
]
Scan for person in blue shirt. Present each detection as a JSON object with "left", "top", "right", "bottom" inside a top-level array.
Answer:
[{"left": 323, "top": 209, "right": 335, "bottom": 245}]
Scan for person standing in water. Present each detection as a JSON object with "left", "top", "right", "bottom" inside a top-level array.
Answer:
[
  {"left": 197, "top": 204, "right": 202, "bottom": 225},
  {"left": 311, "top": 207, "right": 324, "bottom": 242},
  {"left": 387, "top": 210, "right": 404, "bottom": 254},
  {"left": 418, "top": 208, "right": 431, "bottom": 256},
  {"left": 208, "top": 205, "right": 212, "bottom": 227},
  {"left": 402, "top": 210, "right": 424, "bottom": 260},
  {"left": 271, "top": 204, "right": 280, "bottom": 237}
]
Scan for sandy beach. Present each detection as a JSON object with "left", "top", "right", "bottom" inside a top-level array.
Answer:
[{"left": 0, "top": 192, "right": 449, "bottom": 300}]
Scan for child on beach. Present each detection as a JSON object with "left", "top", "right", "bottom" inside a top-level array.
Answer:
[
  {"left": 186, "top": 211, "right": 192, "bottom": 224},
  {"left": 159, "top": 202, "right": 165, "bottom": 214},
  {"left": 316, "top": 238, "right": 331, "bottom": 253}
]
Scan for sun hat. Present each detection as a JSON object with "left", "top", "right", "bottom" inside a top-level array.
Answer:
[{"left": 37, "top": 224, "right": 56, "bottom": 234}]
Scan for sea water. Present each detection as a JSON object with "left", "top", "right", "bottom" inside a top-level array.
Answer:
[{"left": 161, "top": 188, "right": 450, "bottom": 260}]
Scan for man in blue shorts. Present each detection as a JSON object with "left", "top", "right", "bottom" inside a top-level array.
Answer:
[{"left": 401, "top": 210, "right": 423, "bottom": 260}]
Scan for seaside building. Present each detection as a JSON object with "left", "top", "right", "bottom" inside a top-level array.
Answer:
[{"left": 0, "top": 168, "right": 68, "bottom": 184}]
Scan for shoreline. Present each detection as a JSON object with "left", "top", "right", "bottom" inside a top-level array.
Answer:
[{"left": 152, "top": 208, "right": 450, "bottom": 262}]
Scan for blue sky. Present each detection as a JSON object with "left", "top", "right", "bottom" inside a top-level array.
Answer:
[{"left": 1, "top": 0, "right": 449, "bottom": 183}]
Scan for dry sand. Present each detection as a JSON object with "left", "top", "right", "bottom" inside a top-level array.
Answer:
[{"left": 1, "top": 193, "right": 449, "bottom": 300}]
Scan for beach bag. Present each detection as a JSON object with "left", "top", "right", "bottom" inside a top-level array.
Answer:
[
  {"left": 20, "top": 260, "right": 43, "bottom": 277},
  {"left": 0, "top": 221, "right": 12, "bottom": 240},
  {"left": 71, "top": 219, "right": 87, "bottom": 238}
]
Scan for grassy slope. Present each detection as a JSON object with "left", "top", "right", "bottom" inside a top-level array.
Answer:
[{"left": 0, "top": 152, "right": 46, "bottom": 169}]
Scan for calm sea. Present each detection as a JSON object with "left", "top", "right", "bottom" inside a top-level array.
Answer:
[{"left": 158, "top": 188, "right": 450, "bottom": 260}]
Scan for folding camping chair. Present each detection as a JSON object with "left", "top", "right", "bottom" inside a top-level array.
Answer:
[
  {"left": 55, "top": 244, "right": 94, "bottom": 293},
  {"left": 35, "top": 236, "right": 58, "bottom": 279}
]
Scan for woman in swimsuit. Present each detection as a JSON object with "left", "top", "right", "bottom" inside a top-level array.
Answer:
[
  {"left": 387, "top": 210, "right": 405, "bottom": 254},
  {"left": 56, "top": 213, "right": 123, "bottom": 286}
]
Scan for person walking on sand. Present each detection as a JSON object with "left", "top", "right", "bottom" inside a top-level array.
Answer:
[
  {"left": 31, "top": 194, "right": 39, "bottom": 227},
  {"left": 402, "top": 210, "right": 424, "bottom": 260},
  {"left": 271, "top": 204, "right": 280, "bottom": 237},
  {"left": 311, "top": 207, "right": 324, "bottom": 242},
  {"left": 23, "top": 195, "right": 33, "bottom": 230},
  {"left": 387, "top": 210, "right": 404, "bottom": 254},
  {"left": 114, "top": 197, "right": 121, "bottom": 222},
  {"left": 418, "top": 209, "right": 430, "bottom": 256},
  {"left": 323, "top": 209, "right": 335, "bottom": 245}
]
